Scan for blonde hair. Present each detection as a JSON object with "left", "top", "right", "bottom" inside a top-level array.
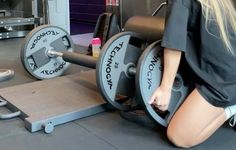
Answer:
[{"left": 198, "top": 0, "right": 236, "bottom": 55}]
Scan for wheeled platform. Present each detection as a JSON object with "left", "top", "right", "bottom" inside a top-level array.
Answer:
[{"left": 0, "top": 70, "right": 106, "bottom": 133}]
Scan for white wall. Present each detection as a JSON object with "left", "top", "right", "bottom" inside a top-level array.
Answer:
[{"left": 47, "top": 0, "right": 70, "bottom": 33}]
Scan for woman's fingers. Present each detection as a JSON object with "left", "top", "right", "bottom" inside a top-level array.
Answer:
[
  {"left": 150, "top": 96, "right": 169, "bottom": 111},
  {"left": 157, "top": 105, "right": 168, "bottom": 111},
  {"left": 149, "top": 98, "right": 155, "bottom": 105},
  {"left": 149, "top": 93, "right": 157, "bottom": 104},
  {"left": 148, "top": 89, "right": 170, "bottom": 111}
]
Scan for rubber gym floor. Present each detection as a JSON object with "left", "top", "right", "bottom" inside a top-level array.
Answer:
[{"left": 0, "top": 35, "right": 236, "bottom": 150}]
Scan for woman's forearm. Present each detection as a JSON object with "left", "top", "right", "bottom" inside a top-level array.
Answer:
[{"left": 160, "top": 48, "right": 182, "bottom": 91}]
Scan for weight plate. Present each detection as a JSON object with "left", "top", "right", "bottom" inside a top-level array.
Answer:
[
  {"left": 136, "top": 41, "right": 191, "bottom": 127},
  {"left": 96, "top": 32, "right": 146, "bottom": 110},
  {"left": 21, "top": 25, "right": 74, "bottom": 79}
]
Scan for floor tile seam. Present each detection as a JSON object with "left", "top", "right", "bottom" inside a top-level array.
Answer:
[{"left": 73, "top": 121, "right": 119, "bottom": 150}]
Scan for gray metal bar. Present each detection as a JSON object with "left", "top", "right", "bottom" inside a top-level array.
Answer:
[
  {"left": 0, "top": 31, "right": 29, "bottom": 39},
  {"left": 0, "top": 69, "right": 14, "bottom": 82},
  {"left": 0, "top": 101, "right": 7, "bottom": 107},
  {"left": 0, "top": 111, "right": 21, "bottom": 120},
  {"left": 47, "top": 50, "right": 63, "bottom": 57},
  {"left": 0, "top": 17, "right": 36, "bottom": 27},
  {"left": 48, "top": 50, "right": 97, "bottom": 69},
  {"left": 0, "top": 97, "right": 21, "bottom": 120},
  {"left": 119, "top": 0, "right": 123, "bottom": 28},
  {"left": 0, "top": 10, "right": 6, "bottom": 17},
  {"left": 152, "top": 2, "right": 167, "bottom": 16},
  {"left": 32, "top": 0, "right": 39, "bottom": 17},
  {"left": 0, "top": 98, "right": 7, "bottom": 107},
  {"left": 25, "top": 104, "right": 107, "bottom": 133},
  {"left": 42, "top": 0, "right": 50, "bottom": 24},
  {"left": 62, "top": 52, "right": 97, "bottom": 69}
]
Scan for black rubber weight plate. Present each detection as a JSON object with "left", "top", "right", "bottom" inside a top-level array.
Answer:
[{"left": 96, "top": 32, "right": 146, "bottom": 110}]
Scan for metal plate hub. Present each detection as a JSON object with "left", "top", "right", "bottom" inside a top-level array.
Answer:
[{"left": 21, "top": 25, "right": 74, "bottom": 79}]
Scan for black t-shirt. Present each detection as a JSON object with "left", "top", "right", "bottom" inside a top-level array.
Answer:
[{"left": 161, "top": 0, "right": 236, "bottom": 107}]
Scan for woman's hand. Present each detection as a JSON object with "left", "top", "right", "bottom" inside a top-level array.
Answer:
[
  {"left": 148, "top": 48, "right": 181, "bottom": 112},
  {"left": 149, "top": 86, "right": 172, "bottom": 112}
]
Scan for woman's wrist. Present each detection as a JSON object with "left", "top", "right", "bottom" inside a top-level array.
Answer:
[{"left": 159, "top": 83, "right": 172, "bottom": 92}]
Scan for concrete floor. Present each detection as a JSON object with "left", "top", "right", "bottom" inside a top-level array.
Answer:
[{"left": 0, "top": 37, "right": 236, "bottom": 150}]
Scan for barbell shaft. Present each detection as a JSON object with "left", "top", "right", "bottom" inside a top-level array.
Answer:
[
  {"left": 62, "top": 52, "right": 137, "bottom": 75},
  {"left": 62, "top": 52, "right": 97, "bottom": 69},
  {"left": 47, "top": 50, "right": 63, "bottom": 57},
  {"left": 63, "top": 52, "right": 138, "bottom": 72},
  {"left": 48, "top": 50, "right": 137, "bottom": 74},
  {"left": 47, "top": 50, "right": 97, "bottom": 69}
]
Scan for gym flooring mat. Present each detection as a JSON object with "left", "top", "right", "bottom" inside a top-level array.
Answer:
[{"left": 0, "top": 38, "right": 236, "bottom": 150}]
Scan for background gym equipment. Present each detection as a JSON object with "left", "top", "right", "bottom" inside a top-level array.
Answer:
[
  {"left": 0, "top": 69, "right": 14, "bottom": 82},
  {"left": 0, "top": 97, "right": 21, "bottom": 119},
  {"left": 136, "top": 41, "right": 193, "bottom": 127},
  {"left": 0, "top": 70, "right": 106, "bottom": 133},
  {"left": 0, "top": 0, "right": 42, "bottom": 39}
]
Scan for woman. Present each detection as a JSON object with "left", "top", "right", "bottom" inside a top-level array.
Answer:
[{"left": 149, "top": 0, "right": 236, "bottom": 148}]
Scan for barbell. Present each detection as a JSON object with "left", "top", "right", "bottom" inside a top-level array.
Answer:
[
  {"left": 21, "top": 25, "right": 147, "bottom": 111},
  {"left": 21, "top": 25, "right": 193, "bottom": 127}
]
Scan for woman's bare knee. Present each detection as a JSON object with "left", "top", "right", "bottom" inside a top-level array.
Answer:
[
  {"left": 165, "top": 89, "right": 226, "bottom": 148},
  {"left": 167, "top": 124, "right": 198, "bottom": 148}
]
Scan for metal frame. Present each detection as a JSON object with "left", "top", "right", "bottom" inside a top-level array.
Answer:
[
  {"left": 3, "top": 97, "right": 106, "bottom": 133},
  {"left": 0, "top": 0, "right": 42, "bottom": 39},
  {"left": 32, "top": 0, "right": 39, "bottom": 17},
  {"left": 0, "top": 17, "right": 39, "bottom": 27},
  {"left": 0, "top": 10, "right": 6, "bottom": 17},
  {"left": 152, "top": 1, "right": 167, "bottom": 16},
  {"left": 0, "top": 70, "right": 107, "bottom": 133},
  {"left": 24, "top": 104, "right": 106, "bottom": 133},
  {"left": 0, "top": 30, "right": 29, "bottom": 39}
]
